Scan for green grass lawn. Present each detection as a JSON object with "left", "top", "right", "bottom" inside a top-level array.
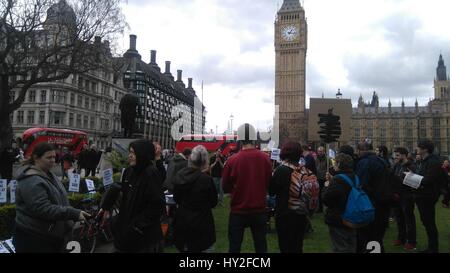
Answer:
[{"left": 166, "top": 195, "right": 450, "bottom": 253}]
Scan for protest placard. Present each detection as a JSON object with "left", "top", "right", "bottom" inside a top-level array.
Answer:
[
  {"left": 102, "top": 168, "right": 114, "bottom": 187},
  {"left": 68, "top": 173, "right": 81, "bottom": 193},
  {"left": 9, "top": 180, "right": 17, "bottom": 204},
  {"left": 0, "top": 180, "right": 7, "bottom": 203}
]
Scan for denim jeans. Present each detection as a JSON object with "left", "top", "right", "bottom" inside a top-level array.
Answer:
[
  {"left": 228, "top": 213, "right": 267, "bottom": 253},
  {"left": 329, "top": 226, "right": 357, "bottom": 253},
  {"left": 212, "top": 177, "right": 224, "bottom": 205}
]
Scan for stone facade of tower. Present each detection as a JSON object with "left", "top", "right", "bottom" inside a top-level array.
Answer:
[{"left": 274, "top": 0, "right": 308, "bottom": 144}]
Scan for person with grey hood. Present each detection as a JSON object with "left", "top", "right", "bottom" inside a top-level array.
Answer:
[
  {"left": 163, "top": 148, "right": 192, "bottom": 192},
  {"left": 12, "top": 143, "right": 90, "bottom": 253},
  {"left": 172, "top": 145, "right": 217, "bottom": 252}
]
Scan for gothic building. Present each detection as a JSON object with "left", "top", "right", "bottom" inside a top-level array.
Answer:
[{"left": 351, "top": 55, "right": 450, "bottom": 156}]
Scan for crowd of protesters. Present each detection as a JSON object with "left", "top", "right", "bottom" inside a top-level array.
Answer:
[{"left": 6, "top": 122, "right": 450, "bottom": 253}]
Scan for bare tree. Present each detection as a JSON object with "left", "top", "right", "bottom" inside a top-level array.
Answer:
[{"left": 0, "top": 0, "right": 127, "bottom": 151}]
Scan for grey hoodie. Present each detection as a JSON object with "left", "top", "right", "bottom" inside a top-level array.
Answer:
[
  {"left": 163, "top": 153, "right": 188, "bottom": 191},
  {"left": 15, "top": 166, "right": 81, "bottom": 242}
]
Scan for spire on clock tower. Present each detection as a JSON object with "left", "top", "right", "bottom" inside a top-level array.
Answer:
[{"left": 279, "top": 0, "right": 302, "bottom": 12}]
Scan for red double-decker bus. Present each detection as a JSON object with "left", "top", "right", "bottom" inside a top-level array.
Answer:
[
  {"left": 22, "top": 128, "right": 88, "bottom": 158},
  {"left": 175, "top": 135, "right": 238, "bottom": 156}
]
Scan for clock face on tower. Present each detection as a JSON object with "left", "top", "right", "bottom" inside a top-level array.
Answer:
[{"left": 281, "top": 25, "right": 299, "bottom": 42}]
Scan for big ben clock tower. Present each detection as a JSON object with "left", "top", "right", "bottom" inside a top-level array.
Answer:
[{"left": 275, "top": 0, "right": 307, "bottom": 143}]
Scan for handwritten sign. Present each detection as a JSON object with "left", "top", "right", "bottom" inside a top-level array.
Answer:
[
  {"left": 68, "top": 173, "right": 81, "bottom": 193},
  {"left": 85, "top": 179, "right": 96, "bottom": 192},
  {"left": 9, "top": 180, "right": 17, "bottom": 204},
  {"left": 270, "top": 148, "right": 281, "bottom": 162},
  {"left": 102, "top": 168, "right": 113, "bottom": 187},
  {"left": 0, "top": 180, "right": 7, "bottom": 203}
]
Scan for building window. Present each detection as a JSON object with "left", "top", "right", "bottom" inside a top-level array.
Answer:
[
  {"left": 41, "top": 90, "right": 47, "bottom": 103},
  {"left": 92, "top": 82, "right": 97, "bottom": 93},
  {"left": 76, "top": 114, "right": 82, "bottom": 128},
  {"left": 39, "top": 111, "right": 45, "bottom": 124},
  {"left": 52, "top": 111, "right": 65, "bottom": 125},
  {"left": 83, "top": 115, "right": 88, "bottom": 129},
  {"left": 85, "top": 97, "right": 90, "bottom": 109},
  {"left": 27, "top": 111, "right": 35, "bottom": 124},
  {"left": 17, "top": 111, "right": 24, "bottom": 124},
  {"left": 90, "top": 116, "right": 95, "bottom": 129},
  {"left": 28, "top": 90, "right": 36, "bottom": 103},
  {"left": 69, "top": 113, "right": 74, "bottom": 127},
  {"left": 78, "top": 95, "right": 83, "bottom": 107},
  {"left": 70, "top": 93, "right": 75, "bottom": 105},
  {"left": 91, "top": 99, "right": 96, "bottom": 110}
]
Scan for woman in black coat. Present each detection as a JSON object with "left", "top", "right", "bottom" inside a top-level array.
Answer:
[
  {"left": 172, "top": 145, "right": 217, "bottom": 253},
  {"left": 101, "top": 139, "right": 165, "bottom": 253}
]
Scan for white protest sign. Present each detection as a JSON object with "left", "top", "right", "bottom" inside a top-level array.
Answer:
[
  {"left": 85, "top": 179, "right": 96, "bottom": 192},
  {"left": 102, "top": 168, "right": 114, "bottom": 187},
  {"left": 0, "top": 180, "right": 7, "bottom": 203},
  {"left": 271, "top": 148, "right": 281, "bottom": 162},
  {"left": 3, "top": 239, "right": 15, "bottom": 253},
  {"left": 403, "top": 172, "right": 423, "bottom": 189},
  {"left": 328, "top": 149, "right": 336, "bottom": 159},
  {"left": 0, "top": 242, "right": 10, "bottom": 254},
  {"left": 68, "top": 173, "right": 81, "bottom": 193},
  {"left": 9, "top": 180, "right": 17, "bottom": 204}
]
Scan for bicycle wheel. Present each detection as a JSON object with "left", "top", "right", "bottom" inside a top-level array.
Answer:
[{"left": 78, "top": 233, "right": 96, "bottom": 253}]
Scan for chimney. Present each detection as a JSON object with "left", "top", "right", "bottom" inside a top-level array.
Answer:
[
  {"left": 129, "top": 35, "right": 137, "bottom": 51},
  {"left": 177, "top": 70, "right": 182, "bottom": 82},
  {"left": 188, "top": 78, "right": 193, "bottom": 89},
  {"left": 165, "top": 61, "right": 171, "bottom": 74},
  {"left": 150, "top": 50, "right": 157, "bottom": 64}
]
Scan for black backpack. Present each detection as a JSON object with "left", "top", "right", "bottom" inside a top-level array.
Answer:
[{"left": 366, "top": 157, "right": 397, "bottom": 205}]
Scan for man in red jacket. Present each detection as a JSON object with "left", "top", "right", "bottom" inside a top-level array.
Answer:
[{"left": 222, "top": 123, "right": 272, "bottom": 253}]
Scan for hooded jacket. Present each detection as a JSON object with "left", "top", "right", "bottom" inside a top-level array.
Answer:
[
  {"left": 14, "top": 166, "right": 81, "bottom": 243},
  {"left": 172, "top": 167, "right": 217, "bottom": 252},
  {"left": 414, "top": 154, "right": 442, "bottom": 199},
  {"left": 163, "top": 153, "right": 188, "bottom": 191},
  {"left": 322, "top": 171, "right": 354, "bottom": 228},
  {"left": 111, "top": 165, "right": 165, "bottom": 252}
]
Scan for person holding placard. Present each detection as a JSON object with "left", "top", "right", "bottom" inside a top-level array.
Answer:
[
  {"left": 12, "top": 143, "right": 90, "bottom": 253},
  {"left": 101, "top": 139, "right": 165, "bottom": 253},
  {"left": 413, "top": 140, "right": 442, "bottom": 253}
]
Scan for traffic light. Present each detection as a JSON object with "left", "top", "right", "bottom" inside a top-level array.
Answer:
[{"left": 317, "top": 108, "right": 342, "bottom": 144}]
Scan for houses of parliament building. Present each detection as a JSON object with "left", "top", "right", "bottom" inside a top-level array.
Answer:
[{"left": 350, "top": 54, "right": 450, "bottom": 156}]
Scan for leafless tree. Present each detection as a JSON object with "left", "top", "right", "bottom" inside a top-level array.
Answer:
[{"left": 0, "top": 0, "right": 127, "bottom": 151}]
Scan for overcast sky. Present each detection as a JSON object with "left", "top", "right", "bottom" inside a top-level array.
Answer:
[{"left": 118, "top": 0, "right": 450, "bottom": 133}]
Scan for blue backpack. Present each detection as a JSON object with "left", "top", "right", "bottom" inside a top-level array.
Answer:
[{"left": 336, "top": 174, "right": 375, "bottom": 228}]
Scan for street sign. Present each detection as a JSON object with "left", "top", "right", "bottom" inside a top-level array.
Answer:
[
  {"left": 317, "top": 108, "right": 342, "bottom": 144},
  {"left": 68, "top": 173, "right": 81, "bottom": 193}
]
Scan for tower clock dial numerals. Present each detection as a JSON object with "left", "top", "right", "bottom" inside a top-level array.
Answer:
[{"left": 281, "top": 25, "right": 299, "bottom": 42}]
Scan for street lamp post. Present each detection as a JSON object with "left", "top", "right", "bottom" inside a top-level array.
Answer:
[{"left": 230, "top": 114, "right": 234, "bottom": 135}]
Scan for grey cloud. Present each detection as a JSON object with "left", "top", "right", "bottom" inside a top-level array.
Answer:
[
  {"left": 183, "top": 54, "right": 275, "bottom": 87},
  {"left": 342, "top": 13, "right": 450, "bottom": 104}
]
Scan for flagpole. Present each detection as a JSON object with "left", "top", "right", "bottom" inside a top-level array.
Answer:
[{"left": 202, "top": 80, "right": 204, "bottom": 134}]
